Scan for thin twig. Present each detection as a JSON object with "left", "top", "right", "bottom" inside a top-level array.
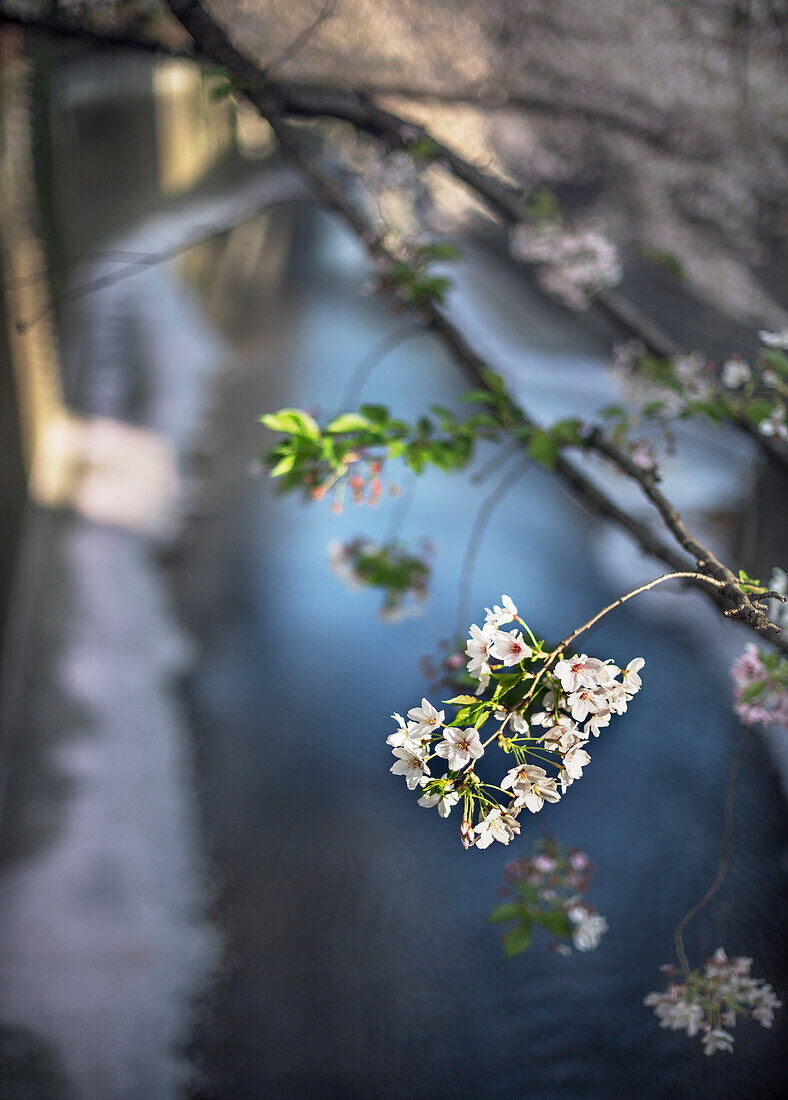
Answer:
[
  {"left": 262, "top": 0, "right": 337, "bottom": 78},
  {"left": 522, "top": 571, "right": 727, "bottom": 705},
  {"left": 13, "top": 198, "right": 303, "bottom": 332},
  {"left": 337, "top": 323, "right": 427, "bottom": 411},
  {"left": 383, "top": 474, "right": 417, "bottom": 545},
  {"left": 456, "top": 455, "right": 530, "bottom": 636},
  {"left": 673, "top": 726, "right": 753, "bottom": 974}
]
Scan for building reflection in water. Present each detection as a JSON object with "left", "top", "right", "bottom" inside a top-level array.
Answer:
[{"left": 0, "top": 38, "right": 291, "bottom": 1097}]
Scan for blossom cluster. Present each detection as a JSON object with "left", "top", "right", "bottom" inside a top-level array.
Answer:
[
  {"left": 490, "top": 839, "right": 608, "bottom": 958},
  {"left": 644, "top": 949, "right": 781, "bottom": 1055},
  {"left": 389, "top": 594, "right": 645, "bottom": 848},
  {"left": 730, "top": 644, "right": 788, "bottom": 730},
  {"left": 510, "top": 222, "right": 622, "bottom": 309},
  {"left": 328, "top": 537, "right": 431, "bottom": 621},
  {"left": 609, "top": 333, "right": 788, "bottom": 443}
]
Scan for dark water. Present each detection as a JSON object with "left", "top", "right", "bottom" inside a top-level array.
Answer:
[
  {"left": 0, "top": 48, "right": 785, "bottom": 1100},
  {"left": 174, "top": 206, "right": 787, "bottom": 1100}
]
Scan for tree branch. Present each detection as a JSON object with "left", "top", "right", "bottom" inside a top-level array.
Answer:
[
  {"left": 5, "top": 11, "right": 784, "bottom": 465},
  {"left": 0, "top": 7, "right": 195, "bottom": 60},
  {"left": 162, "top": 0, "right": 785, "bottom": 653}
]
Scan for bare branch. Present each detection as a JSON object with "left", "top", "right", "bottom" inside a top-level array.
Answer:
[
  {"left": 456, "top": 455, "right": 530, "bottom": 636},
  {"left": 0, "top": 6, "right": 194, "bottom": 60},
  {"left": 96, "top": 0, "right": 785, "bottom": 653},
  {"left": 262, "top": 0, "right": 337, "bottom": 78},
  {"left": 585, "top": 429, "right": 777, "bottom": 634},
  {"left": 674, "top": 727, "right": 753, "bottom": 974}
]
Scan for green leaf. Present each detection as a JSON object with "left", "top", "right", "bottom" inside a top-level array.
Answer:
[
  {"left": 443, "top": 694, "right": 479, "bottom": 706},
  {"left": 642, "top": 248, "right": 685, "bottom": 280},
  {"left": 744, "top": 399, "right": 776, "bottom": 426},
  {"left": 325, "top": 413, "right": 376, "bottom": 434},
  {"left": 502, "top": 923, "right": 533, "bottom": 958},
  {"left": 532, "top": 909, "right": 574, "bottom": 938},
  {"left": 415, "top": 242, "right": 462, "bottom": 264},
  {"left": 358, "top": 404, "right": 389, "bottom": 424},
  {"left": 549, "top": 418, "right": 583, "bottom": 446},
  {"left": 269, "top": 453, "right": 296, "bottom": 477},
  {"left": 481, "top": 370, "right": 507, "bottom": 394},
  {"left": 759, "top": 349, "right": 788, "bottom": 377},
  {"left": 488, "top": 902, "right": 522, "bottom": 925},
  {"left": 405, "top": 136, "right": 440, "bottom": 161},
  {"left": 740, "top": 679, "right": 767, "bottom": 703},
  {"left": 460, "top": 389, "right": 497, "bottom": 405},
  {"left": 527, "top": 430, "right": 560, "bottom": 469},
  {"left": 260, "top": 408, "right": 321, "bottom": 441},
  {"left": 525, "top": 187, "right": 561, "bottom": 222}
]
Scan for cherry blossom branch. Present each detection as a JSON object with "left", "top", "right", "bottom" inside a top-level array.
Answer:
[
  {"left": 673, "top": 727, "right": 753, "bottom": 974},
  {"left": 160, "top": 0, "right": 785, "bottom": 653},
  {"left": 521, "top": 571, "right": 728, "bottom": 708},
  {"left": 584, "top": 429, "right": 778, "bottom": 634},
  {"left": 556, "top": 571, "right": 727, "bottom": 653},
  {"left": 9, "top": 5, "right": 784, "bottom": 467}
]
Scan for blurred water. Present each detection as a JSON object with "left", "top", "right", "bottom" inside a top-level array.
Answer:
[{"left": 0, "top": 51, "right": 785, "bottom": 1100}]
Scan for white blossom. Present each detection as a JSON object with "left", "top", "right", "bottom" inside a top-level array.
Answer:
[
  {"left": 484, "top": 594, "right": 518, "bottom": 628},
  {"left": 494, "top": 708, "right": 529, "bottom": 734},
  {"left": 510, "top": 222, "right": 621, "bottom": 308},
  {"left": 407, "top": 698, "right": 445, "bottom": 738},
  {"left": 584, "top": 709, "right": 612, "bottom": 737},
  {"left": 386, "top": 712, "right": 420, "bottom": 749},
  {"left": 417, "top": 786, "right": 460, "bottom": 817},
  {"left": 758, "top": 405, "right": 787, "bottom": 441},
  {"left": 701, "top": 1029, "right": 734, "bottom": 1056},
  {"left": 489, "top": 629, "right": 531, "bottom": 666},
  {"left": 722, "top": 357, "right": 751, "bottom": 388},
  {"left": 567, "top": 687, "right": 603, "bottom": 722},
  {"left": 501, "top": 763, "right": 547, "bottom": 795},
  {"left": 759, "top": 329, "right": 788, "bottom": 349},
  {"left": 518, "top": 776, "right": 562, "bottom": 813},
  {"left": 434, "top": 727, "right": 485, "bottom": 770},
  {"left": 465, "top": 622, "right": 494, "bottom": 678},
  {"left": 473, "top": 807, "right": 521, "bottom": 849},
  {"left": 621, "top": 657, "right": 645, "bottom": 695},
  {"left": 562, "top": 746, "right": 591, "bottom": 780},
  {"left": 554, "top": 654, "right": 606, "bottom": 693},
  {"left": 570, "top": 911, "right": 608, "bottom": 951},
  {"left": 390, "top": 747, "right": 430, "bottom": 789}
]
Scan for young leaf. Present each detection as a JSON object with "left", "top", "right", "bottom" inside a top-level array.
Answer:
[
  {"left": 325, "top": 413, "right": 376, "bottom": 434},
  {"left": 488, "top": 902, "right": 522, "bottom": 925},
  {"left": 260, "top": 408, "right": 321, "bottom": 441},
  {"left": 502, "top": 923, "right": 533, "bottom": 958}
]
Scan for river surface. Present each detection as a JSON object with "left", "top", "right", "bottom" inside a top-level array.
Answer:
[{"left": 0, "top": 47, "right": 785, "bottom": 1100}]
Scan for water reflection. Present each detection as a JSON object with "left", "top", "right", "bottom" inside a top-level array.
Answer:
[{"left": 0, "top": 41, "right": 785, "bottom": 1100}]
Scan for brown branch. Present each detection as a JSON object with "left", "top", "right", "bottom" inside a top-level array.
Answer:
[
  {"left": 350, "top": 82, "right": 704, "bottom": 156},
  {"left": 0, "top": 7, "right": 194, "bottom": 59},
  {"left": 159, "top": 1, "right": 785, "bottom": 654},
  {"left": 6, "top": 12, "right": 784, "bottom": 465},
  {"left": 585, "top": 428, "right": 778, "bottom": 634},
  {"left": 156, "top": 7, "right": 786, "bottom": 469},
  {"left": 673, "top": 726, "right": 753, "bottom": 974},
  {"left": 162, "top": 0, "right": 783, "bottom": 651}
]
